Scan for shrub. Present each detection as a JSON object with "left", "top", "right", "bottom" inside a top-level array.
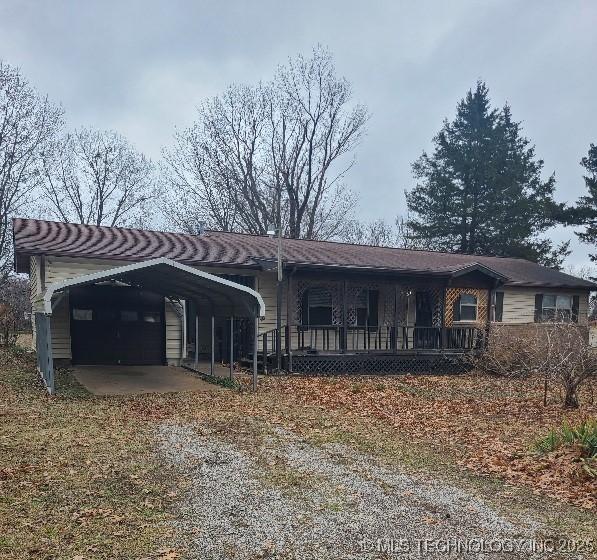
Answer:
[{"left": 471, "top": 323, "right": 597, "bottom": 408}]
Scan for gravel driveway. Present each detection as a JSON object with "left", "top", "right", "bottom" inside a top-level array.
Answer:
[{"left": 157, "top": 421, "right": 549, "bottom": 559}]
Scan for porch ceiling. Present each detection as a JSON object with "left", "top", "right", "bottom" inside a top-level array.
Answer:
[{"left": 41, "top": 257, "right": 265, "bottom": 318}]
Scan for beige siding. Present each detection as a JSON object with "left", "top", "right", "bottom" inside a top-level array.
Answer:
[
  {"left": 256, "top": 271, "right": 285, "bottom": 334},
  {"left": 50, "top": 293, "right": 71, "bottom": 359},
  {"left": 500, "top": 288, "right": 536, "bottom": 324},
  {"left": 44, "top": 256, "right": 129, "bottom": 284},
  {"left": 165, "top": 299, "right": 183, "bottom": 362},
  {"left": 499, "top": 287, "right": 589, "bottom": 325},
  {"left": 29, "top": 256, "right": 42, "bottom": 349}
]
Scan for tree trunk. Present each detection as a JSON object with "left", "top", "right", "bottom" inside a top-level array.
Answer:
[{"left": 563, "top": 385, "right": 579, "bottom": 408}]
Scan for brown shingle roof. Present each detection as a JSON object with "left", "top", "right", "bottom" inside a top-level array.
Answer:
[{"left": 12, "top": 218, "right": 596, "bottom": 289}]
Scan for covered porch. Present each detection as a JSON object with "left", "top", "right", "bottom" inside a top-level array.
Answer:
[{"left": 260, "top": 264, "right": 506, "bottom": 374}]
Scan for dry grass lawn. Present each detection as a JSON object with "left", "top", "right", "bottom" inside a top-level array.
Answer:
[
  {"left": 1, "top": 346, "right": 595, "bottom": 558},
  {"left": 0, "top": 348, "right": 177, "bottom": 559}
]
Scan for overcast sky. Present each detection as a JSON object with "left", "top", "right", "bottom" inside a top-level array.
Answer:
[{"left": 1, "top": 0, "right": 596, "bottom": 267}]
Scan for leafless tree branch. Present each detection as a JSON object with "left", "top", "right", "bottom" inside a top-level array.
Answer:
[{"left": 161, "top": 46, "right": 368, "bottom": 239}]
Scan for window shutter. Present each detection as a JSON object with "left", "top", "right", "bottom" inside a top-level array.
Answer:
[
  {"left": 572, "top": 295, "right": 580, "bottom": 323},
  {"left": 452, "top": 296, "right": 461, "bottom": 322},
  {"left": 368, "top": 290, "right": 379, "bottom": 326},
  {"left": 495, "top": 292, "right": 504, "bottom": 322},
  {"left": 301, "top": 289, "right": 309, "bottom": 325},
  {"left": 534, "top": 294, "right": 543, "bottom": 323}
]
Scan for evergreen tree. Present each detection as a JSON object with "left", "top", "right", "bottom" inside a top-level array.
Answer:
[
  {"left": 406, "top": 81, "right": 568, "bottom": 267},
  {"left": 570, "top": 144, "right": 597, "bottom": 261}
]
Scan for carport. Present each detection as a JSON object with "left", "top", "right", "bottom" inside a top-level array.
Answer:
[{"left": 34, "top": 257, "right": 265, "bottom": 394}]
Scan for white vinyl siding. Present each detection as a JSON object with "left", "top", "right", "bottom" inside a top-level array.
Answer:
[
  {"left": 256, "top": 272, "right": 286, "bottom": 334},
  {"left": 499, "top": 287, "right": 589, "bottom": 325},
  {"left": 165, "top": 299, "right": 183, "bottom": 362},
  {"left": 50, "top": 293, "right": 71, "bottom": 359}
]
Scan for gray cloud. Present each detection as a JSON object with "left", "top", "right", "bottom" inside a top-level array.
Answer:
[{"left": 1, "top": 0, "right": 596, "bottom": 265}]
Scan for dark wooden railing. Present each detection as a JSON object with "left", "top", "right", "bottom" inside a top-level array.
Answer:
[
  {"left": 281, "top": 324, "right": 487, "bottom": 353},
  {"left": 258, "top": 325, "right": 487, "bottom": 371}
]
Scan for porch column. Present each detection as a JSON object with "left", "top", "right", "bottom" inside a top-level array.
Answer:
[
  {"left": 229, "top": 316, "right": 234, "bottom": 381},
  {"left": 287, "top": 273, "right": 293, "bottom": 373},
  {"left": 342, "top": 279, "right": 348, "bottom": 353},
  {"left": 253, "top": 315, "right": 258, "bottom": 391},
  {"left": 211, "top": 315, "right": 215, "bottom": 377},
  {"left": 194, "top": 312, "right": 199, "bottom": 369},
  {"left": 394, "top": 285, "right": 399, "bottom": 353},
  {"left": 181, "top": 300, "right": 187, "bottom": 360}
]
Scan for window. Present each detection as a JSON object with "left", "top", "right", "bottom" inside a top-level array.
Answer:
[
  {"left": 143, "top": 312, "right": 161, "bottom": 323},
  {"left": 355, "top": 288, "right": 379, "bottom": 326},
  {"left": 301, "top": 287, "right": 333, "bottom": 325},
  {"left": 72, "top": 308, "right": 93, "bottom": 321},
  {"left": 542, "top": 294, "right": 573, "bottom": 322},
  {"left": 459, "top": 294, "right": 478, "bottom": 321},
  {"left": 120, "top": 310, "right": 139, "bottom": 322}
]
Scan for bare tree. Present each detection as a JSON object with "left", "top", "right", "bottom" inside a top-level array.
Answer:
[
  {"left": 0, "top": 62, "right": 63, "bottom": 283},
  {"left": 343, "top": 215, "right": 433, "bottom": 249},
  {"left": 343, "top": 218, "right": 396, "bottom": 246},
  {"left": 0, "top": 275, "right": 30, "bottom": 346},
  {"left": 162, "top": 46, "right": 368, "bottom": 239},
  {"left": 472, "top": 323, "right": 596, "bottom": 408},
  {"left": 42, "top": 128, "right": 158, "bottom": 227},
  {"left": 163, "top": 84, "right": 269, "bottom": 234}
]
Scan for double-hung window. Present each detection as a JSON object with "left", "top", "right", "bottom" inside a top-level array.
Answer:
[
  {"left": 541, "top": 294, "right": 573, "bottom": 322},
  {"left": 302, "top": 287, "right": 333, "bottom": 326},
  {"left": 458, "top": 294, "right": 478, "bottom": 321}
]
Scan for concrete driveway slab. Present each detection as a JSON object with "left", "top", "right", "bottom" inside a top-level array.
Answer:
[{"left": 73, "top": 365, "right": 221, "bottom": 395}]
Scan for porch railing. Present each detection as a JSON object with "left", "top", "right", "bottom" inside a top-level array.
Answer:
[{"left": 281, "top": 324, "right": 487, "bottom": 353}]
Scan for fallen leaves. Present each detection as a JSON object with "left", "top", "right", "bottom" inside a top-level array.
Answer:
[{"left": 265, "top": 374, "right": 597, "bottom": 510}]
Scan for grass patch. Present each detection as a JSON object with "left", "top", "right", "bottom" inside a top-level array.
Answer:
[
  {"left": 257, "top": 455, "right": 324, "bottom": 496},
  {"left": 0, "top": 347, "right": 176, "bottom": 559},
  {"left": 533, "top": 418, "right": 597, "bottom": 478},
  {"left": 534, "top": 418, "right": 597, "bottom": 457}
]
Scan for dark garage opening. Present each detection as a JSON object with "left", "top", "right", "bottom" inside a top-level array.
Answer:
[{"left": 70, "top": 285, "right": 166, "bottom": 366}]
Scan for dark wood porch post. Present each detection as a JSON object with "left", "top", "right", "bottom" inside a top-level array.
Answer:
[
  {"left": 286, "top": 273, "right": 293, "bottom": 373},
  {"left": 342, "top": 279, "right": 348, "bottom": 353},
  {"left": 229, "top": 316, "right": 234, "bottom": 381},
  {"left": 210, "top": 315, "right": 215, "bottom": 376},
  {"left": 394, "top": 284, "right": 399, "bottom": 353},
  {"left": 253, "top": 314, "right": 258, "bottom": 391},
  {"left": 484, "top": 287, "right": 494, "bottom": 349},
  {"left": 194, "top": 311, "right": 199, "bottom": 369}
]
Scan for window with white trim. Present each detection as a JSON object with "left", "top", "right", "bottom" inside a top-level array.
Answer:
[{"left": 458, "top": 294, "right": 478, "bottom": 321}]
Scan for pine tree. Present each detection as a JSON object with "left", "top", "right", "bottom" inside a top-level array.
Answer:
[
  {"left": 406, "top": 81, "right": 568, "bottom": 267},
  {"left": 571, "top": 144, "right": 597, "bottom": 261}
]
